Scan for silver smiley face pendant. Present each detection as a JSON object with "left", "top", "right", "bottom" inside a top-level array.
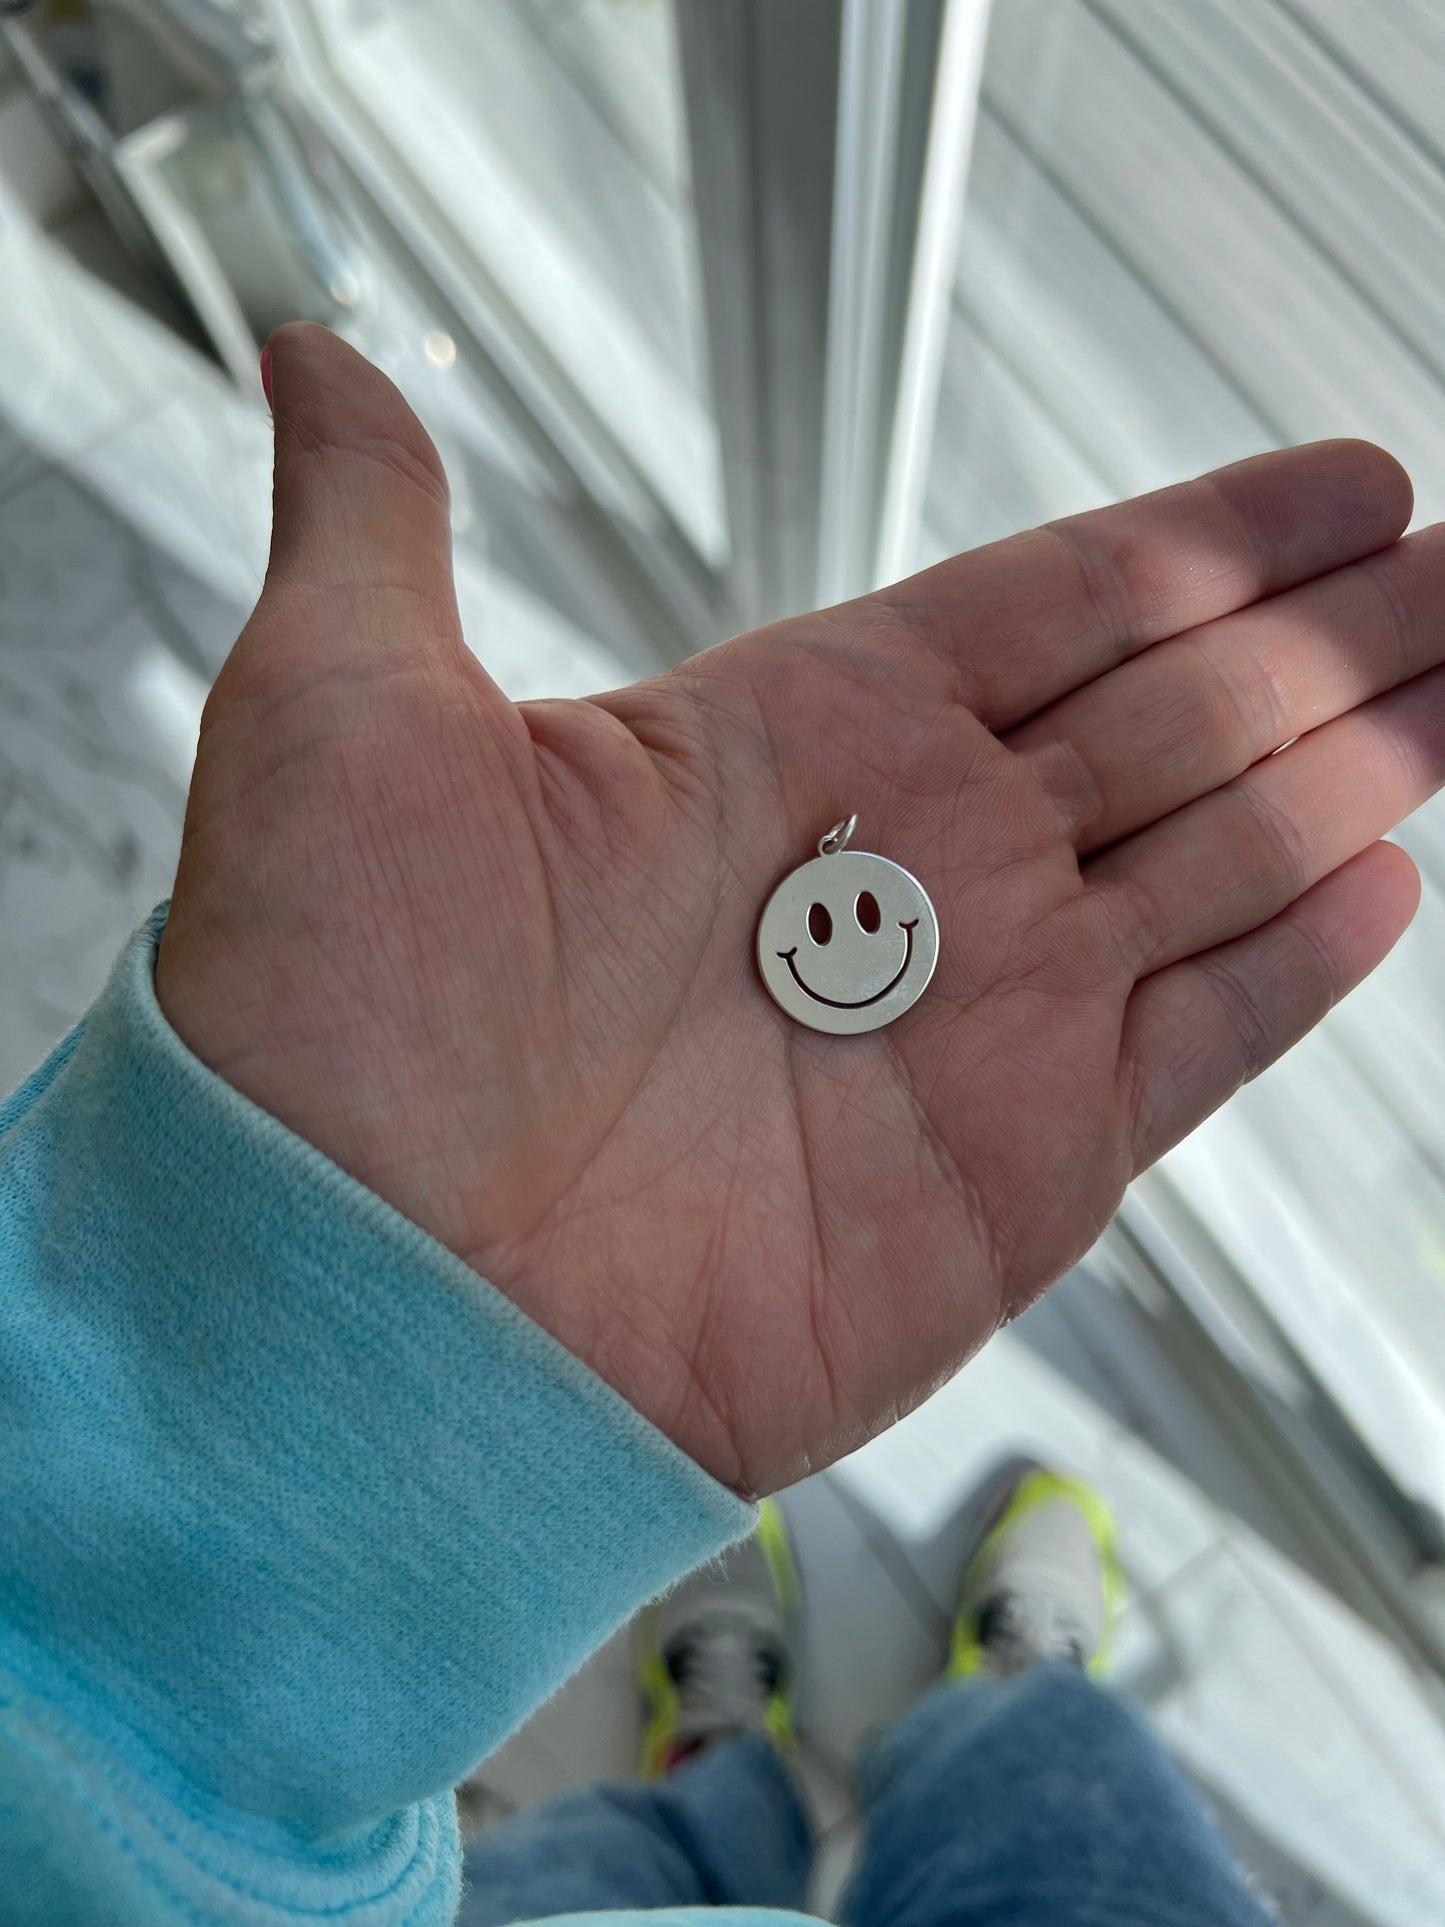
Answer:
[{"left": 756, "top": 815, "right": 939, "bottom": 1036}]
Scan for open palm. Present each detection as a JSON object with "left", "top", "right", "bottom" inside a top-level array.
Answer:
[{"left": 157, "top": 327, "right": 1445, "bottom": 1496}]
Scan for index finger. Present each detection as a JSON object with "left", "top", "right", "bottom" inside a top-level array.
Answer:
[{"left": 877, "top": 440, "right": 1412, "bottom": 730}]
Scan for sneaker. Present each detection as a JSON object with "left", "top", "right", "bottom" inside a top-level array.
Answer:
[
  {"left": 949, "top": 1458, "right": 1123, "bottom": 1680},
  {"left": 637, "top": 1498, "right": 801, "bottom": 1777}
]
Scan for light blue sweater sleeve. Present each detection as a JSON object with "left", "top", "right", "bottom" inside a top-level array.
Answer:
[{"left": 0, "top": 907, "right": 753, "bottom": 1922}]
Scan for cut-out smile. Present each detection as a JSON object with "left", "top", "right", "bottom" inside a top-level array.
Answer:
[{"left": 779, "top": 920, "right": 918, "bottom": 1010}]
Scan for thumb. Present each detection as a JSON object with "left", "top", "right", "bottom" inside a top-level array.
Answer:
[{"left": 259, "top": 323, "right": 460, "bottom": 642}]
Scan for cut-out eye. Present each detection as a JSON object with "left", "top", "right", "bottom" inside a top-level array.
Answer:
[
  {"left": 807, "top": 902, "right": 832, "bottom": 945},
  {"left": 855, "top": 890, "right": 881, "bottom": 933}
]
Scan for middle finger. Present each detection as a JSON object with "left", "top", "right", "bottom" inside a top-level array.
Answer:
[{"left": 1009, "top": 526, "right": 1445, "bottom": 853}]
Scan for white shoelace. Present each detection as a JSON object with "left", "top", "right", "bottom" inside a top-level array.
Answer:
[
  {"left": 665, "top": 1620, "right": 786, "bottom": 1739},
  {"left": 978, "top": 1591, "right": 1091, "bottom": 1674}
]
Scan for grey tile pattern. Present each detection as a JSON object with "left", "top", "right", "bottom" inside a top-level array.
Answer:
[
  {"left": 0, "top": 458, "right": 243, "bottom": 1090},
  {"left": 0, "top": 422, "right": 47, "bottom": 509},
  {"left": 1113, "top": 1538, "right": 1445, "bottom": 1924}
]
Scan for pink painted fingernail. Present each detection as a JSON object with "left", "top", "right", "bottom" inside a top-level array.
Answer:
[{"left": 259, "top": 347, "right": 273, "bottom": 410}]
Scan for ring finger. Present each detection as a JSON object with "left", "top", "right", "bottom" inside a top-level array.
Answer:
[{"left": 1090, "top": 662, "right": 1445, "bottom": 978}]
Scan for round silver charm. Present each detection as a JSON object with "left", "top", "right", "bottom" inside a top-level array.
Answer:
[{"left": 756, "top": 815, "right": 939, "bottom": 1035}]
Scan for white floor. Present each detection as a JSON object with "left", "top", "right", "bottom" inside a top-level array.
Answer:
[{"left": 1, "top": 68, "right": 1444, "bottom": 1927}]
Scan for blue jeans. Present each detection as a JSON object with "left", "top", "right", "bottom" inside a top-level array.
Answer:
[{"left": 459, "top": 1664, "right": 1273, "bottom": 1926}]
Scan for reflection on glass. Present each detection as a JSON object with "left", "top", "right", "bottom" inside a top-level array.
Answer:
[
  {"left": 926, "top": 0, "right": 1445, "bottom": 1512},
  {"left": 297, "top": 0, "right": 726, "bottom": 561}
]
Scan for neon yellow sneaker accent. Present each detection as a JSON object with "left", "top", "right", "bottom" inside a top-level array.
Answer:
[
  {"left": 754, "top": 1499, "right": 800, "bottom": 1753},
  {"left": 949, "top": 1467, "right": 1123, "bottom": 1681},
  {"left": 638, "top": 1498, "right": 799, "bottom": 1778},
  {"left": 755, "top": 1494, "right": 803, "bottom": 1618},
  {"left": 638, "top": 1648, "right": 681, "bottom": 1781}
]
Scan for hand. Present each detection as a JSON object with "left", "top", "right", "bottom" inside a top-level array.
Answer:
[{"left": 157, "top": 325, "right": 1442, "bottom": 1496}]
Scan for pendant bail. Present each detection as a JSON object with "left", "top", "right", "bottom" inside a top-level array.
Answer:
[{"left": 818, "top": 813, "right": 858, "bottom": 858}]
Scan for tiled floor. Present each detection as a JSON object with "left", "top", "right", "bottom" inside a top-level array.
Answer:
[{"left": 1, "top": 73, "right": 1444, "bottom": 1927}]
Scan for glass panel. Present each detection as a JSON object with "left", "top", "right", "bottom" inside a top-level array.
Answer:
[
  {"left": 926, "top": 0, "right": 1445, "bottom": 1517},
  {"left": 291, "top": 0, "right": 726, "bottom": 563}
]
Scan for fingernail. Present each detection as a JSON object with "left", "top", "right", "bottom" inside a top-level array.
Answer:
[{"left": 259, "top": 347, "right": 273, "bottom": 411}]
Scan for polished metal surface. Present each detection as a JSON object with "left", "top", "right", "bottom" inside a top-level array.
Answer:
[{"left": 756, "top": 818, "right": 938, "bottom": 1035}]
